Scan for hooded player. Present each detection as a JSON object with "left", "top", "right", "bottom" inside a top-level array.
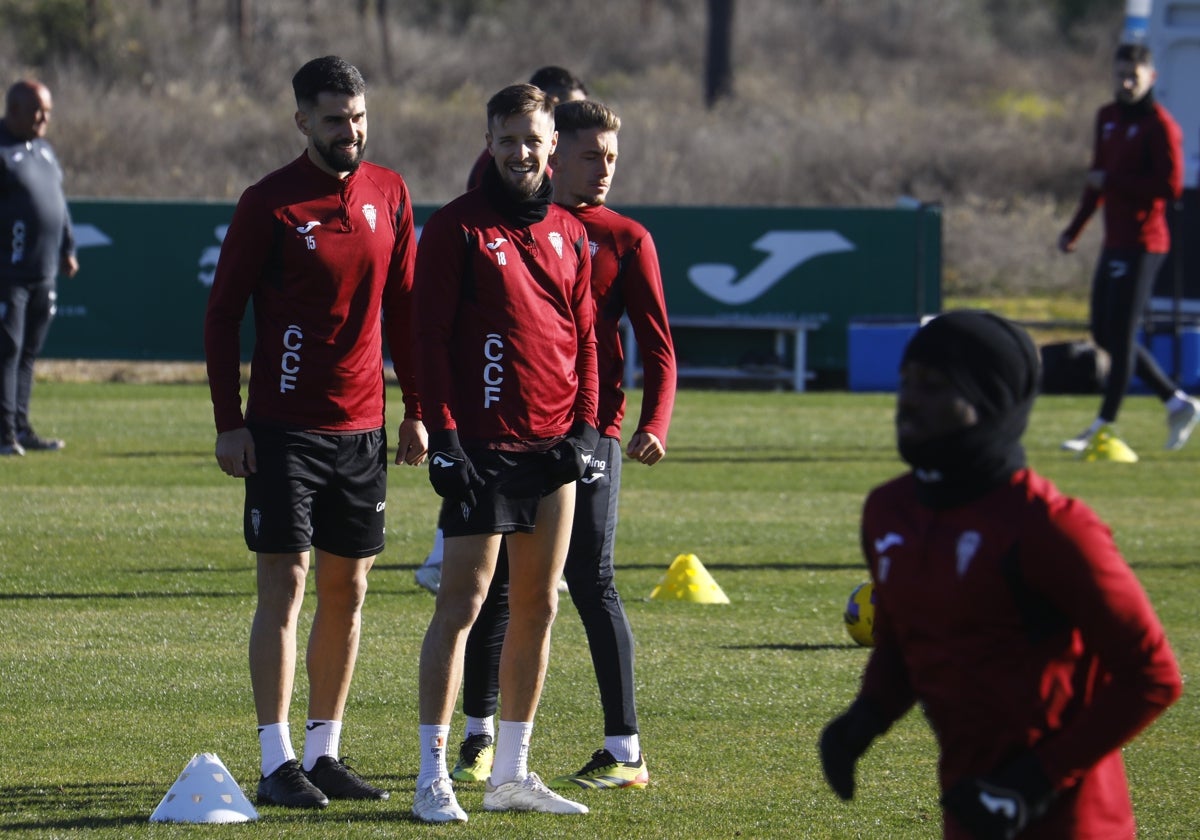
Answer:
[{"left": 819, "top": 310, "right": 1181, "bottom": 839}]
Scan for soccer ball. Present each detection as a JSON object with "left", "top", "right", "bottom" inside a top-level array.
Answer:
[{"left": 843, "top": 582, "right": 875, "bottom": 647}]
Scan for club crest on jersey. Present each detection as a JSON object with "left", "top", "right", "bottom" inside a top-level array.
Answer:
[
  {"left": 956, "top": 530, "right": 981, "bottom": 578},
  {"left": 589, "top": 240, "right": 599, "bottom": 259},
  {"left": 548, "top": 231, "right": 563, "bottom": 258},
  {"left": 362, "top": 203, "right": 377, "bottom": 232}
]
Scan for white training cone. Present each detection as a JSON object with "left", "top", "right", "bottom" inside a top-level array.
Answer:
[{"left": 149, "top": 752, "right": 258, "bottom": 823}]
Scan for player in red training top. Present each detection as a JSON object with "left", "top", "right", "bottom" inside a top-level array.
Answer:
[
  {"left": 819, "top": 310, "right": 1182, "bottom": 839},
  {"left": 410, "top": 83, "right": 598, "bottom": 824},
  {"left": 412, "top": 66, "right": 591, "bottom": 598},
  {"left": 204, "top": 56, "right": 425, "bottom": 809},
  {"left": 1058, "top": 42, "right": 1199, "bottom": 458},
  {"left": 463, "top": 66, "right": 587, "bottom": 191},
  {"left": 445, "top": 98, "right": 677, "bottom": 792}
]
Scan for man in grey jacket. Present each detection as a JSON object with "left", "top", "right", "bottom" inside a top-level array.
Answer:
[{"left": 0, "top": 79, "right": 78, "bottom": 455}]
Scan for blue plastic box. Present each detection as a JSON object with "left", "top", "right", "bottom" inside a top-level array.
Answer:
[
  {"left": 847, "top": 320, "right": 921, "bottom": 392},
  {"left": 1134, "top": 328, "right": 1200, "bottom": 391}
]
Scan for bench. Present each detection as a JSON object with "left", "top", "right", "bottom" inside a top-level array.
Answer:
[{"left": 622, "top": 314, "right": 827, "bottom": 392}]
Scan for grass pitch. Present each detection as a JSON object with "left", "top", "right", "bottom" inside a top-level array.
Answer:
[{"left": 0, "top": 384, "right": 1195, "bottom": 838}]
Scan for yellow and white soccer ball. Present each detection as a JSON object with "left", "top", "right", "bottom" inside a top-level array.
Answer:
[{"left": 843, "top": 582, "right": 875, "bottom": 647}]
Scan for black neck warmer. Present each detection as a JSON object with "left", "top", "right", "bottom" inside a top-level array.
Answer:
[
  {"left": 897, "top": 311, "right": 1040, "bottom": 509},
  {"left": 481, "top": 160, "right": 552, "bottom": 227},
  {"left": 1118, "top": 87, "right": 1156, "bottom": 121}
]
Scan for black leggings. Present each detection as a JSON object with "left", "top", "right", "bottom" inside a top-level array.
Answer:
[{"left": 1090, "top": 248, "right": 1176, "bottom": 421}]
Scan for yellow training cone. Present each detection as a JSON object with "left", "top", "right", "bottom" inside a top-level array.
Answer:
[{"left": 649, "top": 553, "right": 730, "bottom": 604}]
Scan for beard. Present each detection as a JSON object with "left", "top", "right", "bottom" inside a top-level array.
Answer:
[
  {"left": 503, "top": 170, "right": 542, "bottom": 200},
  {"left": 314, "top": 135, "right": 364, "bottom": 175}
]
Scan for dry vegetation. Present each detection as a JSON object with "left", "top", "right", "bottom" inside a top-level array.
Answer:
[{"left": 5, "top": 0, "right": 1125, "bottom": 301}]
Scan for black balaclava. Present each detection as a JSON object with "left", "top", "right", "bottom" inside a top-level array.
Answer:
[{"left": 897, "top": 310, "right": 1041, "bottom": 509}]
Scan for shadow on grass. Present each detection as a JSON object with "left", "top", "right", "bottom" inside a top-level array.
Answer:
[
  {"left": 0, "top": 779, "right": 435, "bottom": 831},
  {"left": 1, "top": 781, "right": 162, "bottom": 831},
  {"left": 0, "top": 590, "right": 244, "bottom": 601},
  {"left": 373, "top": 561, "right": 865, "bottom": 574},
  {"left": 671, "top": 453, "right": 887, "bottom": 464},
  {"left": 725, "top": 642, "right": 862, "bottom": 651}
]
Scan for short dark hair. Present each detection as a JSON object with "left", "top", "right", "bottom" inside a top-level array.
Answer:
[
  {"left": 554, "top": 99, "right": 620, "bottom": 135},
  {"left": 292, "top": 56, "right": 366, "bottom": 109},
  {"left": 487, "top": 83, "right": 554, "bottom": 127},
  {"left": 5, "top": 79, "right": 45, "bottom": 114},
  {"left": 1115, "top": 43, "right": 1153, "bottom": 66},
  {"left": 527, "top": 66, "right": 587, "bottom": 104}
]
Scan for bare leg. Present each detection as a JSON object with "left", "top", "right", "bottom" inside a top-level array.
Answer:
[
  {"left": 307, "top": 549, "right": 375, "bottom": 721},
  {"left": 419, "top": 533, "right": 503, "bottom": 724},
  {"left": 250, "top": 551, "right": 309, "bottom": 725},
  {"left": 500, "top": 482, "right": 575, "bottom": 722}
]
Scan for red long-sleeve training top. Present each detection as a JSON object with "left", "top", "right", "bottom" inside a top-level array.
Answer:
[
  {"left": 568, "top": 203, "right": 675, "bottom": 444},
  {"left": 1062, "top": 99, "right": 1183, "bottom": 253},
  {"left": 204, "top": 153, "right": 419, "bottom": 434},
  {"left": 859, "top": 468, "right": 1181, "bottom": 838}
]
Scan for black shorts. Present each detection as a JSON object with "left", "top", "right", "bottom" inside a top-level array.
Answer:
[
  {"left": 437, "top": 448, "right": 555, "bottom": 538},
  {"left": 243, "top": 425, "right": 387, "bottom": 558}
]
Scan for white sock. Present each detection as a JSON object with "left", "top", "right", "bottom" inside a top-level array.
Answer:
[
  {"left": 422, "top": 528, "right": 445, "bottom": 568},
  {"left": 491, "top": 720, "right": 533, "bottom": 785},
  {"left": 258, "top": 722, "right": 296, "bottom": 778},
  {"left": 417, "top": 724, "right": 451, "bottom": 789},
  {"left": 464, "top": 715, "right": 494, "bottom": 739},
  {"left": 605, "top": 734, "right": 640, "bottom": 763},
  {"left": 1167, "top": 392, "right": 1191, "bottom": 412},
  {"left": 301, "top": 719, "right": 342, "bottom": 771},
  {"left": 1088, "top": 417, "right": 1107, "bottom": 433}
]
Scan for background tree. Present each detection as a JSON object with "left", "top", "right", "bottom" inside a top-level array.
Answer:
[{"left": 705, "top": 0, "right": 735, "bottom": 107}]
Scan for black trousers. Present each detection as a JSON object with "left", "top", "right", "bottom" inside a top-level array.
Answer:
[
  {"left": 462, "top": 435, "right": 639, "bottom": 736},
  {"left": 0, "top": 277, "right": 56, "bottom": 441},
  {"left": 1090, "top": 248, "right": 1176, "bottom": 421}
]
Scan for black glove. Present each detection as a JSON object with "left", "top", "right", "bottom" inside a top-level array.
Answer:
[
  {"left": 427, "top": 429, "right": 485, "bottom": 507},
  {"left": 818, "top": 698, "right": 889, "bottom": 801},
  {"left": 545, "top": 421, "right": 599, "bottom": 488},
  {"left": 941, "top": 752, "right": 1055, "bottom": 840}
]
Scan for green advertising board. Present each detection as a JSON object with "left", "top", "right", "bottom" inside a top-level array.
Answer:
[
  {"left": 48, "top": 199, "right": 940, "bottom": 380},
  {"left": 620, "top": 204, "right": 941, "bottom": 380},
  {"left": 50, "top": 199, "right": 238, "bottom": 360}
]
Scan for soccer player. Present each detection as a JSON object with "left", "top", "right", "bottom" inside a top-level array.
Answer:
[
  {"left": 204, "top": 55, "right": 426, "bottom": 808},
  {"left": 414, "top": 65, "right": 589, "bottom": 596},
  {"left": 819, "top": 310, "right": 1182, "bottom": 838},
  {"left": 461, "top": 66, "right": 588, "bottom": 193},
  {"left": 410, "top": 83, "right": 598, "bottom": 823},
  {"left": 447, "top": 99, "right": 676, "bottom": 792},
  {"left": 1058, "top": 42, "right": 1198, "bottom": 458}
]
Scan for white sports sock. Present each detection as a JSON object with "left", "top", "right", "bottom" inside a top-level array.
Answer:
[
  {"left": 258, "top": 722, "right": 296, "bottom": 778},
  {"left": 605, "top": 734, "right": 640, "bottom": 763},
  {"left": 464, "top": 715, "right": 495, "bottom": 739},
  {"left": 417, "top": 724, "right": 451, "bottom": 789},
  {"left": 302, "top": 719, "right": 342, "bottom": 771},
  {"left": 491, "top": 720, "right": 533, "bottom": 785}
]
